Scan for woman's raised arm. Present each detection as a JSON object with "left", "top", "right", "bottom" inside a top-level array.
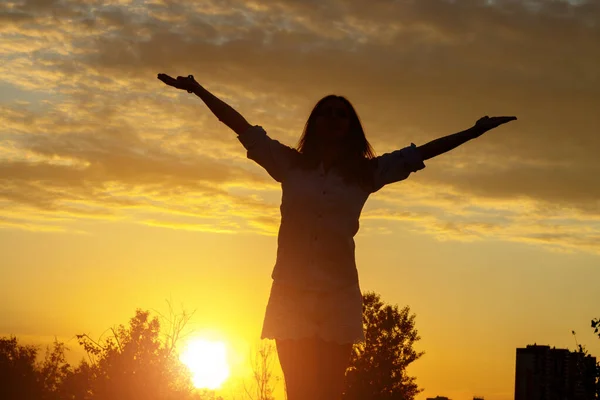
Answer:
[
  {"left": 158, "top": 73, "right": 251, "bottom": 135},
  {"left": 416, "top": 116, "right": 517, "bottom": 161},
  {"left": 157, "top": 73, "right": 298, "bottom": 183}
]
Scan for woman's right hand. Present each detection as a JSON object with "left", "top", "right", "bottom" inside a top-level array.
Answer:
[
  {"left": 157, "top": 72, "right": 251, "bottom": 136},
  {"left": 157, "top": 73, "right": 199, "bottom": 93}
]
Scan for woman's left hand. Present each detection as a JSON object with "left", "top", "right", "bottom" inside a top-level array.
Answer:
[{"left": 474, "top": 116, "right": 517, "bottom": 134}]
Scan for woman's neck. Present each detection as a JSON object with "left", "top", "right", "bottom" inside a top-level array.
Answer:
[{"left": 319, "top": 143, "right": 341, "bottom": 172}]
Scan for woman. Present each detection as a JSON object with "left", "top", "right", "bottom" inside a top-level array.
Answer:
[{"left": 157, "top": 73, "right": 516, "bottom": 400}]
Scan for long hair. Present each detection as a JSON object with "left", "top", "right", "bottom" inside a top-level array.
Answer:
[{"left": 294, "top": 95, "right": 377, "bottom": 189}]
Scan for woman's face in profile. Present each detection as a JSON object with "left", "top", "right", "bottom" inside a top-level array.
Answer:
[{"left": 314, "top": 98, "right": 351, "bottom": 144}]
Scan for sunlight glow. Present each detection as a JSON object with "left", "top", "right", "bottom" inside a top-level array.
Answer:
[{"left": 180, "top": 339, "right": 230, "bottom": 390}]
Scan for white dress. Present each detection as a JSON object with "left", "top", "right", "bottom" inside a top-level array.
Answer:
[{"left": 237, "top": 126, "right": 426, "bottom": 344}]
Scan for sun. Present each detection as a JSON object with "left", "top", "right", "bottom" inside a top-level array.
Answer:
[{"left": 180, "top": 339, "right": 231, "bottom": 390}]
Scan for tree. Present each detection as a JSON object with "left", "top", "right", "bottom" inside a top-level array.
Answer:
[
  {"left": 1, "top": 305, "right": 220, "bottom": 400},
  {"left": 0, "top": 336, "right": 78, "bottom": 400},
  {"left": 592, "top": 319, "right": 600, "bottom": 398},
  {"left": 75, "top": 308, "right": 200, "bottom": 400},
  {"left": 242, "top": 340, "right": 280, "bottom": 400},
  {"left": 38, "top": 339, "right": 73, "bottom": 400},
  {"left": 60, "top": 360, "right": 94, "bottom": 400},
  {"left": 572, "top": 327, "right": 600, "bottom": 399},
  {"left": 0, "top": 336, "right": 45, "bottom": 400},
  {"left": 344, "top": 291, "right": 424, "bottom": 400}
]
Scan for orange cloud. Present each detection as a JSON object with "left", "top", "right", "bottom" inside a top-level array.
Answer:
[{"left": 1, "top": 0, "right": 599, "bottom": 253}]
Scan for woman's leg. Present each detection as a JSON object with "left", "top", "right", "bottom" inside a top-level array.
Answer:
[
  {"left": 315, "top": 338, "right": 353, "bottom": 400},
  {"left": 276, "top": 338, "right": 319, "bottom": 400},
  {"left": 276, "top": 337, "right": 353, "bottom": 400}
]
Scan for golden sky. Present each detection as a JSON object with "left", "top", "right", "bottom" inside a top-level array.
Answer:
[{"left": 1, "top": 0, "right": 600, "bottom": 398}]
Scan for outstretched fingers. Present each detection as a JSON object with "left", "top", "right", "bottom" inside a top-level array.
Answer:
[
  {"left": 495, "top": 116, "right": 518, "bottom": 125},
  {"left": 157, "top": 73, "right": 179, "bottom": 87},
  {"left": 474, "top": 115, "right": 517, "bottom": 133}
]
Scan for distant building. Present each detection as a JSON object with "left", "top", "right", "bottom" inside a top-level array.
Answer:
[{"left": 514, "top": 344, "right": 597, "bottom": 400}]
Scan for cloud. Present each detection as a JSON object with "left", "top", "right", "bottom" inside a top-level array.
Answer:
[
  {"left": 141, "top": 219, "right": 241, "bottom": 234},
  {"left": 363, "top": 180, "right": 600, "bottom": 253},
  {"left": 1, "top": 0, "right": 599, "bottom": 253},
  {"left": 0, "top": 215, "right": 72, "bottom": 233}
]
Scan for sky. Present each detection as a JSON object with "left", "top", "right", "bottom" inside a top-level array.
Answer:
[{"left": 1, "top": 0, "right": 600, "bottom": 398}]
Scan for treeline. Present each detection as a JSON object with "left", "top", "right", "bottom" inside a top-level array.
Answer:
[{"left": 0, "top": 292, "right": 424, "bottom": 400}]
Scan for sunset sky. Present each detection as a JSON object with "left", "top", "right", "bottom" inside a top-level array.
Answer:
[{"left": 1, "top": 0, "right": 600, "bottom": 399}]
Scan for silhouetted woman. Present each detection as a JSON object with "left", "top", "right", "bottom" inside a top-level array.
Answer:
[{"left": 157, "top": 73, "right": 516, "bottom": 400}]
